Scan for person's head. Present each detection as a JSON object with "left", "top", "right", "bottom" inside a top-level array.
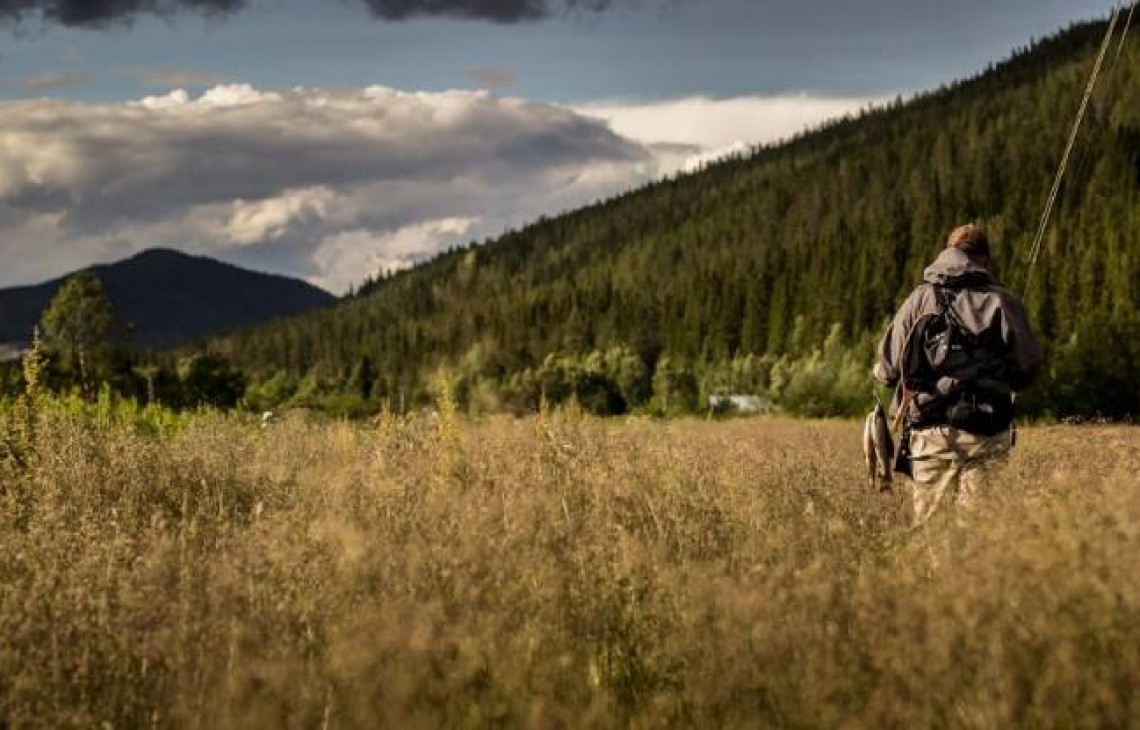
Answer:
[{"left": 946, "top": 223, "right": 991, "bottom": 269}]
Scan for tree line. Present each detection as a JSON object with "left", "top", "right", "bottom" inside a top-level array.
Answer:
[
  {"left": 0, "top": 273, "right": 246, "bottom": 411},
  {"left": 5, "top": 20, "right": 1139, "bottom": 419}
]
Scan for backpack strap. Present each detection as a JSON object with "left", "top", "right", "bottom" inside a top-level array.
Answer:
[
  {"left": 935, "top": 284, "right": 972, "bottom": 338},
  {"left": 933, "top": 284, "right": 954, "bottom": 317}
]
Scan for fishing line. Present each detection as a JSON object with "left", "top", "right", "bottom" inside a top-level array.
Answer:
[
  {"left": 1117, "top": 0, "right": 1136, "bottom": 59},
  {"left": 1024, "top": 4, "right": 1127, "bottom": 293}
]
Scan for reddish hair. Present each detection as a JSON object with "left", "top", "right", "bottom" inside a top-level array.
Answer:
[{"left": 946, "top": 224, "right": 991, "bottom": 260}]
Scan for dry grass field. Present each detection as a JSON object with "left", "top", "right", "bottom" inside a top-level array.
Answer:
[{"left": 1, "top": 397, "right": 1138, "bottom": 728}]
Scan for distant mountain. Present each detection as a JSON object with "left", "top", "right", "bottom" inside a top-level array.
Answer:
[{"left": 0, "top": 249, "right": 336, "bottom": 349}]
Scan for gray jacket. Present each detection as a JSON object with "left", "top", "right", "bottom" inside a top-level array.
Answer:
[{"left": 873, "top": 248, "right": 1043, "bottom": 404}]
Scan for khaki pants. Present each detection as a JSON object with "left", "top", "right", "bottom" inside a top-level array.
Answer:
[{"left": 909, "top": 425, "right": 1013, "bottom": 526}]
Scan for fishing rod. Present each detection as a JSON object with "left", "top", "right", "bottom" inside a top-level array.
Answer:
[
  {"left": 1023, "top": 2, "right": 1133, "bottom": 294},
  {"left": 865, "top": 5, "right": 1135, "bottom": 473}
]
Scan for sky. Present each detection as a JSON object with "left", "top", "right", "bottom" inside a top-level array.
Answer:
[{"left": 0, "top": 0, "right": 1113, "bottom": 293}]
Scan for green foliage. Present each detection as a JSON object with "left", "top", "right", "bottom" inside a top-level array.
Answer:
[
  {"left": 766, "top": 326, "right": 877, "bottom": 418},
  {"left": 177, "top": 353, "right": 246, "bottom": 409},
  {"left": 702, "top": 353, "right": 778, "bottom": 398},
  {"left": 603, "top": 344, "right": 652, "bottom": 407},
  {"left": 651, "top": 357, "right": 699, "bottom": 416},
  {"left": 133, "top": 363, "right": 183, "bottom": 407},
  {"left": 193, "top": 20, "right": 1138, "bottom": 419},
  {"left": 38, "top": 272, "right": 126, "bottom": 400},
  {"left": 242, "top": 369, "right": 298, "bottom": 412},
  {"left": 1029, "top": 311, "right": 1140, "bottom": 419}
]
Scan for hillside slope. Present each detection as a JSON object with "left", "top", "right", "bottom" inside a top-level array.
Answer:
[
  {"left": 209, "top": 20, "right": 1140, "bottom": 416},
  {"left": 0, "top": 249, "right": 335, "bottom": 349}
]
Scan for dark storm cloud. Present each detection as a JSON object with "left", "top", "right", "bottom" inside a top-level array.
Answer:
[
  {"left": 0, "top": 0, "right": 619, "bottom": 27},
  {"left": 358, "top": 0, "right": 614, "bottom": 23},
  {"left": 0, "top": 0, "right": 244, "bottom": 27},
  {"left": 360, "top": 0, "right": 545, "bottom": 22}
]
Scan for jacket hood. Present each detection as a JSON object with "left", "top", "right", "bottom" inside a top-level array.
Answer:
[{"left": 923, "top": 247, "right": 995, "bottom": 287}]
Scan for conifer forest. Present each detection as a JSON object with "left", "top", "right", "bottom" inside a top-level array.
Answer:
[
  {"left": 5, "top": 21, "right": 1140, "bottom": 419},
  {"left": 202, "top": 21, "right": 1140, "bottom": 419}
]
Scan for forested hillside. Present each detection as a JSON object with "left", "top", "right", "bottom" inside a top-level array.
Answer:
[{"left": 207, "top": 20, "right": 1140, "bottom": 418}]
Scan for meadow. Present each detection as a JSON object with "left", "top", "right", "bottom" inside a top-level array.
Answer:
[{"left": 1, "top": 394, "right": 1138, "bottom": 728}]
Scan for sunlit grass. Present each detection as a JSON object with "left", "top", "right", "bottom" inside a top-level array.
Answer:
[{"left": 1, "top": 398, "right": 1137, "bottom": 727}]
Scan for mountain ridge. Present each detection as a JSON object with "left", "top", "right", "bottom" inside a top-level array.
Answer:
[{"left": 0, "top": 249, "right": 336, "bottom": 350}]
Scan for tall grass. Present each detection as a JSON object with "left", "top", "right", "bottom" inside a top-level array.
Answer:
[{"left": 1, "top": 397, "right": 1137, "bottom": 727}]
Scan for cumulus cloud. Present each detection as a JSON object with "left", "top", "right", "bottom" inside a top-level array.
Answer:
[
  {"left": 0, "top": 78, "right": 878, "bottom": 294},
  {"left": 225, "top": 186, "right": 341, "bottom": 246},
  {"left": 311, "top": 218, "right": 480, "bottom": 293},
  {"left": 0, "top": 83, "right": 663, "bottom": 293}
]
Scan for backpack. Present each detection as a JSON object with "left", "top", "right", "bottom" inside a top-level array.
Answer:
[{"left": 900, "top": 285, "right": 1013, "bottom": 435}]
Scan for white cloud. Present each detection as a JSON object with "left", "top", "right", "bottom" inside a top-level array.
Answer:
[
  {"left": 137, "top": 88, "right": 192, "bottom": 109},
  {"left": 681, "top": 140, "right": 752, "bottom": 173},
  {"left": 574, "top": 93, "right": 885, "bottom": 153},
  {"left": 0, "top": 84, "right": 654, "bottom": 293},
  {"left": 310, "top": 218, "right": 480, "bottom": 292},
  {"left": 226, "top": 187, "right": 341, "bottom": 246},
  {"left": 137, "top": 83, "right": 282, "bottom": 111},
  {"left": 0, "top": 84, "right": 883, "bottom": 294},
  {"left": 198, "top": 83, "right": 283, "bottom": 107}
]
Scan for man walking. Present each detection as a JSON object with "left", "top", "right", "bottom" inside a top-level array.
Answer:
[{"left": 874, "top": 224, "right": 1043, "bottom": 525}]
